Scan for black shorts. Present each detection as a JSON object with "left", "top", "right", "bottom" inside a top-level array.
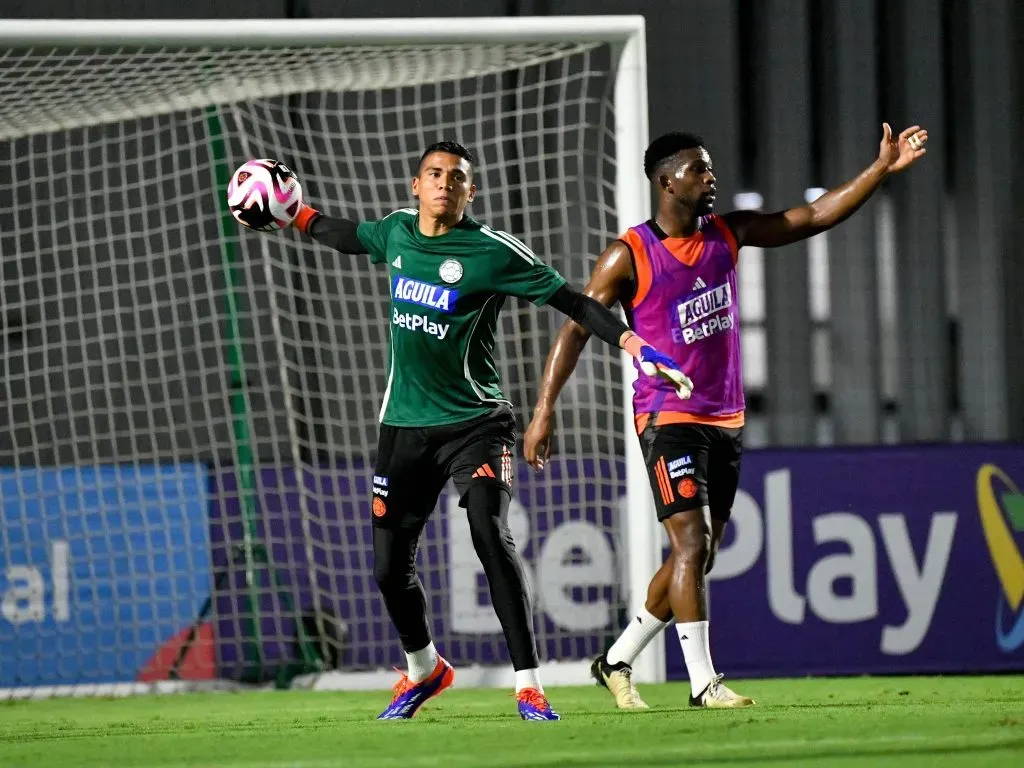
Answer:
[
  {"left": 638, "top": 422, "right": 743, "bottom": 522},
  {"left": 370, "top": 406, "right": 516, "bottom": 531}
]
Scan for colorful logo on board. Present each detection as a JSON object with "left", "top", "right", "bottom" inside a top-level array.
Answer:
[{"left": 976, "top": 464, "right": 1024, "bottom": 652}]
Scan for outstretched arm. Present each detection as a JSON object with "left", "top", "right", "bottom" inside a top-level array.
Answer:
[
  {"left": 292, "top": 204, "right": 368, "bottom": 254},
  {"left": 724, "top": 123, "right": 928, "bottom": 249}
]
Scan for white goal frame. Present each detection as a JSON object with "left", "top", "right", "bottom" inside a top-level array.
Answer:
[{"left": 0, "top": 15, "right": 662, "bottom": 691}]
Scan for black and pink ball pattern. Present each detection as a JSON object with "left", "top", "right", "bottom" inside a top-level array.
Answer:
[{"left": 227, "top": 158, "right": 303, "bottom": 231}]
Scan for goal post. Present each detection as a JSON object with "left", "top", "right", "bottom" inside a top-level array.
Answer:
[
  {"left": 610, "top": 24, "right": 665, "bottom": 687},
  {"left": 0, "top": 15, "right": 662, "bottom": 697}
]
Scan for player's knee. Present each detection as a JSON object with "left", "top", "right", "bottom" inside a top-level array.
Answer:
[
  {"left": 373, "top": 557, "right": 406, "bottom": 593},
  {"left": 372, "top": 542, "right": 415, "bottom": 593},
  {"left": 667, "top": 508, "right": 712, "bottom": 566},
  {"left": 466, "top": 508, "right": 514, "bottom": 558},
  {"left": 464, "top": 485, "right": 514, "bottom": 557}
]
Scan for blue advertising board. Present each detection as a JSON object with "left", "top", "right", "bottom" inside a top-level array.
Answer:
[{"left": 0, "top": 465, "right": 211, "bottom": 687}]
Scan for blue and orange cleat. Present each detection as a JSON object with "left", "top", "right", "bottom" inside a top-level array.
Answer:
[
  {"left": 377, "top": 657, "right": 455, "bottom": 720},
  {"left": 516, "top": 688, "right": 560, "bottom": 721}
]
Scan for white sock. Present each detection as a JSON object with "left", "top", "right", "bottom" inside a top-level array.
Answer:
[
  {"left": 515, "top": 668, "right": 543, "bottom": 693},
  {"left": 606, "top": 607, "right": 671, "bottom": 666},
  {"left": 405, "top": 642, "right": 439, "bottom": 684},
  {"left": 676, "top": 621, "right": 717, "bottom": 697}
]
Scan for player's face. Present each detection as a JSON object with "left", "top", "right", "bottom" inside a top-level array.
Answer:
[
  {"left": 666, "top": 148, "right": 717, "bottom": 215},
  {"left": 412, "top": 152, "right": 476, "bottom": 220}
]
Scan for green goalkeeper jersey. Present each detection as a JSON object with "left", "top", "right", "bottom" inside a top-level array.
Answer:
[{"left": 356, "top": 209, "right": 567, "bottom": 427}]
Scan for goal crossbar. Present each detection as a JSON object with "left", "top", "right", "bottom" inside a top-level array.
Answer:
[{"left": 0, "top": 16, "right": 644, "bottom": 48}]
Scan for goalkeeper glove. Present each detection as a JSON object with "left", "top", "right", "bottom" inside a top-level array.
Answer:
[
  {"left": 292, "top": 203, "right": 321, "bottom": 234},
  {"left": 623, "top": 333, "right": 694, "bottom": 400}
]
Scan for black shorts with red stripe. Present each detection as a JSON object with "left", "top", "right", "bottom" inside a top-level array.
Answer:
[
  {"left": 370, "top": 405, "right": 516, "bottom": 531},
  {"left": 638, "top": 421, "right": 743, "bottom": 522}
]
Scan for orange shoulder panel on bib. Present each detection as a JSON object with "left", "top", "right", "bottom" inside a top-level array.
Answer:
[{"left": 620, "top": 228, "right": 653, "bottom": 307}]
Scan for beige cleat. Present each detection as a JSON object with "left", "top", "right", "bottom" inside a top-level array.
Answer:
[
  {"left": 689, "top": 674, "right": 756, "bottom": 708},
  {"left": 590, "top": 654, "right": 649, "bottom": 710}
]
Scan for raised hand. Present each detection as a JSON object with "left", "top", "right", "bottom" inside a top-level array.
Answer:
[{"left": 878, "top": 123, "right": 928, "bottom": 173}]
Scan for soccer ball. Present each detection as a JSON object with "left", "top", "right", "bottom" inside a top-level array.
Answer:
[{"left": 227, "top": 158, "right": 303, "bottom": 231}]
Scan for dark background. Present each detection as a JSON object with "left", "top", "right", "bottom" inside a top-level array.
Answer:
[{"left": 2, "top": 0, "right": 1022, "bottom": 471}]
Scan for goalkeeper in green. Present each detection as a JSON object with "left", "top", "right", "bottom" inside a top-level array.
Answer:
[{"left": 285, "top": 141, "right": 691, "bottom": 721}]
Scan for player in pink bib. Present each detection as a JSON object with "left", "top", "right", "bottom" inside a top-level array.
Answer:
[{"left": 526, "top": 124, "right": 929, "bottom": 709}]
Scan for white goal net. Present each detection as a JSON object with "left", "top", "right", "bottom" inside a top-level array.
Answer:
[{"left": 0, "top": 18, "right": 653, "bottom": 697}]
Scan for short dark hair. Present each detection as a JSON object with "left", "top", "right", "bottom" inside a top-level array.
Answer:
[
  {"left": 643, "top": 132, "right": 705, "bottom": 179},
  {"left": 419, "top": 141, "right": 475, "bottom": 168}
]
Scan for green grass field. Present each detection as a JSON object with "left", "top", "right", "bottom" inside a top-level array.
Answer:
[{"left": 1, "top": 676, "right": 1022, "bottom": 767}]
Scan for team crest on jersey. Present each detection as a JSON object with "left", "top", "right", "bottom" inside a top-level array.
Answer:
[
  {"left": 439, "top": 259, "right": 463, "bottom": 284},
  {"left": 391, "top": 276, "right": 458, "bottom": 313}
]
